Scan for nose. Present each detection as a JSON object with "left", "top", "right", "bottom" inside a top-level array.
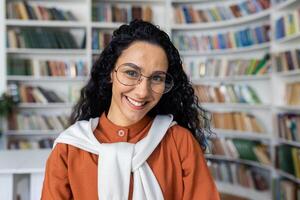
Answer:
[{"left": 134, "top": 77, "right": 151, "bottom": 98}]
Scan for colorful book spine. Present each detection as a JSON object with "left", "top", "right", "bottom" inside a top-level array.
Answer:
[
  {"left": 7, "top": 28, "right": 85, "bottom": 49},
  {"left": 173, "top": 0, "right": 270, "bottom": 24},
  {"left": 275, "top": 8, "right": 300, "bottom": 40},
  {"left": 92, "top": 30, "right": 113, "bottom": 50},
  {"left": 6, "top": 1, "right": 77, "bottom": 21},
  {"left": 274, "top": 49, "right": 300, "bottom": 72},
  {"left": 173, "top": 24, "right": 270, "bottom": 51},
  {"left": 92, "top": 3, "right": 152, "bottom": 23},
  {"left": 207, "top": 159, "right": 270, "bottom": 191},
  {"left": 194, "top": 84, "right": 261, "bottom": 104}
]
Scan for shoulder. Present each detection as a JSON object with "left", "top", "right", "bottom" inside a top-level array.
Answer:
[
  {"left": 48, "top": 143, "right": 83, "bottom": 164},
  {"left": 168, "top": 124, "right": 198, "bottom": 147},
  {"left": 166, "top": 124, "right": 203, "bottom": 156}
]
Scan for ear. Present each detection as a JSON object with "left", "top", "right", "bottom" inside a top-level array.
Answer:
[{"left": 109, "top": 71, "right": 114, "bottom": 83}]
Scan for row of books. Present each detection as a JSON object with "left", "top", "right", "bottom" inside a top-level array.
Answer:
[
  {"left": 278, "top": 113, "right": 300, "bottom": 143},
  {"left": 6, "top": 1, "right": 77, "bottom": 21},
  {"left": 39, "top": 60, "right": 88, "bottom": 77},
  {"left": 9, "top": 83, "right": 82, "bottom": 104},
  {"left": 207, "top": 160, "right": 270, "bottom": 191},
  {"left": 184, "top": 54, "right": 271, "bottom": 79},
  {"left": 17, "top": 85, "right": 64, "bottom": 103},
  {"left": 173, "top": 25, "right": 270, "bottom": 51},
  {"left": 92, "top": 4, "right": 152, "bottom": 23},
  {"left": 174, "top": 0, "right": 270, "bottom": 24},
  {"left": 8, "top": 113, "right": 69, "bottom": 131},
  {"left": 285, "top": 82, "right": 300, "bottom": 105},
  {"left": 7, "top": 58, "right": 88, "bottom": 77},
  {"left": 209, "top": 138, "right": 271, "bottom": 165},
  {"left": 7, "top": 28, "right": 84, "bottom": 49},
  {"left": 276, "top": 145, "right": 300, "bottom": 179},
  {"left": 274, "top": 179, "right": 300, "bottom": 200},
  {"left": 275, "top": 8, "right": 300, "bottom": 40},
  {"left": 273, "top": 0, "right": 289, "bottom": 4},
  {"left": 7, "top": 58, "right": 32, "bottom": 76},
  {"left": 92, "top": 31, "right": 112, "bottom": 50},
  {"left": 194, "top": 84, "right": 261, "bottom": 104},
  {"left": 8, "top": 138, "right": 54, "bottom": 149},
  {"left": 212, "top": 112, "right": 264, "bottom": 133},
  {"left": 274, "top": 49, "right": 300, "bottom": 72}
]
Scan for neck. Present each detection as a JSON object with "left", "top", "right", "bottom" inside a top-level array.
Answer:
[{"left": 106, "top": 109, "right": 135, "bottom": 127}]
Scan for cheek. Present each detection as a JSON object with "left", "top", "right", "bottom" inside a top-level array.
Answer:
[
  {"left": 152, "top": 93, "right": 163, "bottom": 105},
  {"left": 112, "top": 80, "right": 131, "bottom": 98}
]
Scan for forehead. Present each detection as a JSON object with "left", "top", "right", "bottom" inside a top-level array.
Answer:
[{"left": 115, "top": 41, "right": 168, "bottom": 73}]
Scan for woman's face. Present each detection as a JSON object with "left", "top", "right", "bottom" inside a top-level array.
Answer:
[{"left": 107, "top": 41, "right": 168, "bottom": 126}]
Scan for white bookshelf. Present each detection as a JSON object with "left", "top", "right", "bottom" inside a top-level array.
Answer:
[
  {"left": 271, "top": 5, "right": 300, "bottom": 193},
  {"left": 205, "top": 154, "right": 273, "bottom": 171},
  {"left": 91, "top": 22, "right": 124, "bottom": 29},
  {"left": 201, "top": 103, "right": 272, "bottom": 110},
  {"left": 192, "top": 74, "right": 271, "bottom": 84},
  {"left": 4, "top": 130, "right": 61, "bottom": 136},
  {"left": 276, "top": 170, "right": 300, "bottom": 184},
  {"left": 6, "top": 19, "right": 87, "bottom": 28},
  {"left": 179, "top": 43, "right": 271, "bottom": 56},
  {"left": 274, "top": 69, "right": 300, "bottom": 77},
  {"left": 216, "top": 182, "right": 272, "bottom": 200},
  {"left": 18, "top": 103, "right": 75, "bottom": 109},
  {"left": 7, "top": 76, "right": 89, "bottom": 82},
  {"left": 6, "top": 48, "right": 87, "bottom": 55},
  {"left": 171, "top": 0, "right": 300, "bottom": 199},
  {"left": 1, "top": 0, "right": 167, "bottom": 149},
  {"left": 273, "top": 0, "right": 298, "bottom": 10},
  {"left": 171, "top": 9, "right": 271, "bottom": 30},
  {"left": 211, "top": 129, "right": 272, "bottom": 141},
  {"left": 1, "top": 0, "right": 300, "bottom": 199},
  {"left": 0, "top": 0, "right": 6, "bottom": 94},
  {"left": 275, "top": 32, "right": 300, "bottom": 44}
]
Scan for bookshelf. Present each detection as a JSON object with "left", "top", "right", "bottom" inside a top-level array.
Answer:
[
  {"left": 1, "top": 0, "right": 300, "bottom": 199},
  {"left": 1, "top": 0, "right": 167, "bottom": 151},
  {"left": 216, "top": 182, "right": 271, "bottom": 200},
  {"left": 0, "top": 0, "right": 5, "bottom": 94},
  {"left": 171, "top": 0, "right": 300, "bottom": 199}
]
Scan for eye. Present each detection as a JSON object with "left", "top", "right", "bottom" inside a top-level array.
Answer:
[
  {"left": 151, "top": 75, "right": 166, "bottom": 83},
  {"left": 124, "top": 70, "right": 139, "bottom": 78}
]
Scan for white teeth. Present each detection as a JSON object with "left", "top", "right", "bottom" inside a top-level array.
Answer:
[{"left": 126, "top": 97, "right": 146, "bottom": 107}]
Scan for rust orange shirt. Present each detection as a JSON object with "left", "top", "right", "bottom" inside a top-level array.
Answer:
[{"left": 42, "top": 113, "right": 220, "bottom": 200}]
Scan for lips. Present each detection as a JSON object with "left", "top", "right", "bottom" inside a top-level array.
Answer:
[{"left": 125, "top": 96, "right": 147, "bottom": 110}]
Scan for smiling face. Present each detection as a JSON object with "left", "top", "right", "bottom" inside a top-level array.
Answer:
[{"left": 107, "top": 41, "right": 169, "bottom": 126}]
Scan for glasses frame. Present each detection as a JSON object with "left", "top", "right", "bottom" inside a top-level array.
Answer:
[{"left": 114, "top": 64, "right": 174, "bottom": 94}]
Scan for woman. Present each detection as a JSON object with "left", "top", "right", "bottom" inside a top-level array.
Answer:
[{"left": 42, "top": 20, "right": 219, "bottom": 200}]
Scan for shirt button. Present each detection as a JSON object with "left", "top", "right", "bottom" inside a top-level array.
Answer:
[{"left": 117, "top": 130, "right": 125, "bottom": 137}]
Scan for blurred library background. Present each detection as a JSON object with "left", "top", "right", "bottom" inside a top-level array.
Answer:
[{"left": 0, "top": 0, "right": 300, "bottom": 199}]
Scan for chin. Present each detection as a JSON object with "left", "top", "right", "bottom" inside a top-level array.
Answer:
[{"left": 123, "top": 110, "right": 147, "bottom": 124}]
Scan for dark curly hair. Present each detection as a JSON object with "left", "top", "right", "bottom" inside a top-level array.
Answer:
[{"left": 70, "top": 20, "right": 212, "bottom": 150}]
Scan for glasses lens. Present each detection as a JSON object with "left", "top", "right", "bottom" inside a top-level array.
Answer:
[
  {"left": 150, "top": 72, "right": 174, "bottom": 94},
  {"left": 115, "top": 64, "right": 174, "bottom": 94},
  {"left": 116, "top": 64, "right": 140, "bottom": 86}
]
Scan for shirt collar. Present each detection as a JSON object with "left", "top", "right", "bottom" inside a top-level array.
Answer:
[{"left": 95, "top": 112, "right": 153, "bottom": 142}]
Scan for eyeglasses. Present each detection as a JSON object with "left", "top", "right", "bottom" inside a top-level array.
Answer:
[{"left": 114, "top": 63, "right": 174, "bottom": 94}]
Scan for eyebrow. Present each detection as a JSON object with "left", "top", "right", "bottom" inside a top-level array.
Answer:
[{"left": 121, "top": 62, "right": 167, "bottom": 74}]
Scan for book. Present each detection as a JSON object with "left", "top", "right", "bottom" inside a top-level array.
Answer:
[
  {"left": 212, "top": 111, "right": 265, "bottom": 133},
  {"left": 173, "top": 24, "right": 270, "bottom": 52},
  {"left": 7, "top": 28, "right": 84, "bottom": 49},
  {"left": 275, "top": 8, "right": 300, "bottom": 40},
  {"left": 194, "top": 84, "right": 261, "bottom": 104},
  {"left": 92, "top": 3, "right": 153, "bottom": 23},
  {"left": 207, "top": 159, "right": 271, "bottom": 191},
  {"left": 7, "top": 2, "right": 77, "bottom": 21},
  {"left": 277, "top": 145, "right": 295, "bottom": 175},
  {"left": 285, "top": 82, "right": 300, "bottom": 105}
]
